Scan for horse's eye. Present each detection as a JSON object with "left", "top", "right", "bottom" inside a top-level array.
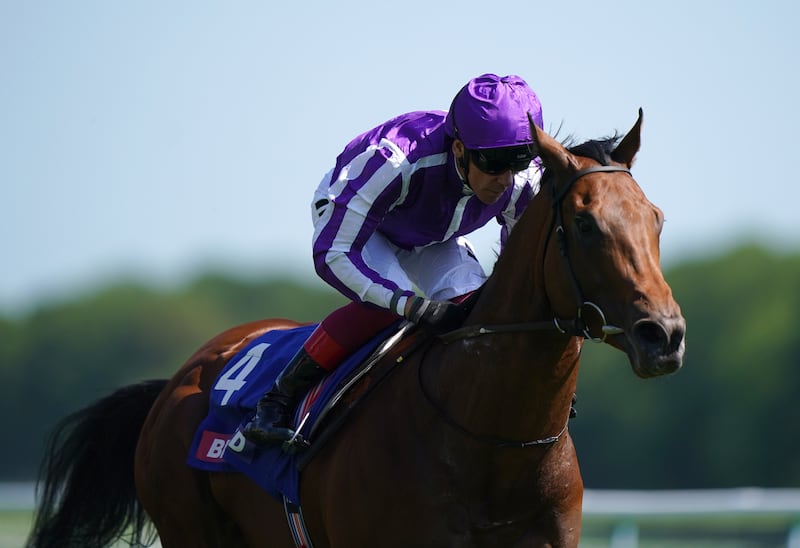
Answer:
[{"left": 575, "top": 215, "right": 594, "bottom": 234}]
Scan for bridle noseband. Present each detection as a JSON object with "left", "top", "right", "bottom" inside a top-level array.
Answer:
[{"left": 440, "top": 165, "right": 631, "bottom": 345}]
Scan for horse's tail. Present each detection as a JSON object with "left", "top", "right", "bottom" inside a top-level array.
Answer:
[{"left": 25, "top": 379, "right": 168, "bottom": 548}]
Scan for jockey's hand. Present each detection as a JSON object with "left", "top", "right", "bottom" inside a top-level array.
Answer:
[{"left": 404, "top": 297, "right": 466, "bottom": 335}]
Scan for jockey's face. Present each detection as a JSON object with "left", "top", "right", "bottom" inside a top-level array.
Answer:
[{"left": 453, "top": 140, "right": 515, "bottom": 205}]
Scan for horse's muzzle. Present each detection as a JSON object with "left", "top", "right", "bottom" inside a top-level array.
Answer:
[{"left": 629, "top": 315, "right": 686, "bottom": 377}]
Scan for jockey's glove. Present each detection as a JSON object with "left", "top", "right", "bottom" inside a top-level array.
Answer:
[{"left": 404, "top": 297, "right": 466, "bottom": 335}]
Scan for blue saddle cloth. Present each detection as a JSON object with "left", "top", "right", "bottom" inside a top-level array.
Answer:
[{"left": 186, "top": 322, "right": 400, "bottom": 505}]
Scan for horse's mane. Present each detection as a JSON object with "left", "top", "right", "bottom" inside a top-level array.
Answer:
[
  {"left": 538, "top": 133, "right": 622, "bottom": 187},
  {"left": 563, "top": 134, "right": 622, "bottom": 165}
]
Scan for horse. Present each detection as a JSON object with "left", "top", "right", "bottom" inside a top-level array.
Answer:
[{"left": 26, "top": 109, "right": 685, "bottom": 548}]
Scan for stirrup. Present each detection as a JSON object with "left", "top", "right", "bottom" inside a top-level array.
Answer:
[
  {"left": 241, "top": 397, "right": 294, "bottom": 444},
  {"left": 242, "top": 421, "right": 293, "bottom": 445},
  {"left": 281, "top": 412, "right": 312, "bottom": 454}
]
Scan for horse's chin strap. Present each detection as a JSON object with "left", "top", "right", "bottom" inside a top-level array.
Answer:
[{"left": 439, "top": 165, "right": 630, "bottom": 346}]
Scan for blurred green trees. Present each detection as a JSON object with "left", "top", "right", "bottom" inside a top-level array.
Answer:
[
  {"left": 572, "top": 244, "right": 800, "bottom": 488},
  {"left": 0, "top": 275, "right": 347, "bottom": 479},
  {"left": 2, "top": 245, "right": 798, "bottom": 488}
]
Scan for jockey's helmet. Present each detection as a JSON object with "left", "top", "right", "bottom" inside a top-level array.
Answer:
[{"left": 445, "top": 73, "right": 543, "bottom": 150}]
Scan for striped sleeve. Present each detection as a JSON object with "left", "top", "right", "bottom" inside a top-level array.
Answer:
[{"left": 312, "top": 138, "right": 417, "bottom": 312}]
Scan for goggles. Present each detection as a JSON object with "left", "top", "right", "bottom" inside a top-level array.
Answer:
[{"left": 468, "top": 145, "right": 535, "bottom": 175}]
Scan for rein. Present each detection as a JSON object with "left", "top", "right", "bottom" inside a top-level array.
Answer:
[
  {"left": 416, "top": 342, "right": 570, "bottom": 449},
  {"left": 419, "top": 165, "right": 631, "bottom": 449}
]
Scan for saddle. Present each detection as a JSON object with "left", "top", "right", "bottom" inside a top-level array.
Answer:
[{"left": 187, "top": 319, "right": 431, "bottom": 504}]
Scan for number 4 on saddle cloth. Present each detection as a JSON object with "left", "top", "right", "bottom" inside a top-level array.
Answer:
[{"left": 187, "top": 319, "right": 416, "bottom": 506}]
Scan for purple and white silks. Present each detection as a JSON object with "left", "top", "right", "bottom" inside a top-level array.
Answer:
[{"left": 310, "top": 111, "right": 542, "bottom": 315}]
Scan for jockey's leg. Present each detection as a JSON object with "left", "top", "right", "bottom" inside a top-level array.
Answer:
[
  {"left": 242, "top": 302, "right": 399, "bottom": 445},
  {"left": 399, "top": 236, "right": 487, "bottom": 301},
  {"left": 241, "top": 344, "right": 328, "bottom": 445}
]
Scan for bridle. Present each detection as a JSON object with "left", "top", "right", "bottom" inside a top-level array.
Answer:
[
  {"left": 440, "top": 165, "right": 632, "bottom": 345},
  {"left": 418, "top": 165, "right": 632, "bottom": 449},
  {"left": 548, "top": 165, "right": 632, "bottom": 340}
]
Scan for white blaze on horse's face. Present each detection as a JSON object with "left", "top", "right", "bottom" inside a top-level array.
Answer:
[{"left": 531, "top": 110, "right": 686, "bottom": 378}]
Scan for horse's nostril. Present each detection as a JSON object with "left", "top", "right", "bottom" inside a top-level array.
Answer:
[
  {"left": 634, "top": 321, "right": 667, "bottom": 348},
  {"left": 633, "top": 318, "right": 685, "bottom": 355}
]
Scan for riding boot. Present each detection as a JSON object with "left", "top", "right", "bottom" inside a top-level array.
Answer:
[{"left": 241, "top": 348, "right": 327, "bottom": 445}]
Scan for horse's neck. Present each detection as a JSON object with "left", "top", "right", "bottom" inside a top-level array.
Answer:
[
  {"left": 431, "top": 196, "right": 581, "bottom": 443},
  {"left": 474, "top": 187, "right": 555, "bottom": 323},
  {"left": 471, "top": 187, "right": 562, "bottom": 334}
]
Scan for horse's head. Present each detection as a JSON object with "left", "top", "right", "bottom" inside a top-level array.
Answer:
[{"left": 531, "top": 110, "right": 685, "bottom": 378}]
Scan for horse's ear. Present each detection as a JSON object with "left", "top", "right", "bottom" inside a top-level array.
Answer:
[
  {"left": 611, "top": 108, "right": 643, "bottom": 168},
  {"left": 528, "top": 113, "right": 578, "bottom": 175}
]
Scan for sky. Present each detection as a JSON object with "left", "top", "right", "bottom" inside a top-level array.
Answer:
[{"left": 2, "top": 1, "right": 798, "bottom": 315}]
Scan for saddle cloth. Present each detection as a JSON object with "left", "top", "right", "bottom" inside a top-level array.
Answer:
[{"left": 186, "top": 321, "right": 402, "bottom": 505}]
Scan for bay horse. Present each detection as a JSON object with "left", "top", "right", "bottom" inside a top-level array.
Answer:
[{"left": 27, "top": 110, "right": 685, "bottom": 548}]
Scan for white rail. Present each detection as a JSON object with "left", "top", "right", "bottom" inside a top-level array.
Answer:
[
  {"left": 582, "top": 488, "right": 800, "bottom": 547},
  {"left": 5, "top": 484, "right": 800, "bottom": 546}
]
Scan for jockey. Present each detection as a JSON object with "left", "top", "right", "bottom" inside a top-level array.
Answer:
[{"left": 243, "top": 73, "right": 544, "bottom": 445}]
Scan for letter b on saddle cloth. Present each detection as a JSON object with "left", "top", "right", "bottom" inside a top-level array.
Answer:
[{"left": 187, "top": 319, "right": 418, "bottom": 506}]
